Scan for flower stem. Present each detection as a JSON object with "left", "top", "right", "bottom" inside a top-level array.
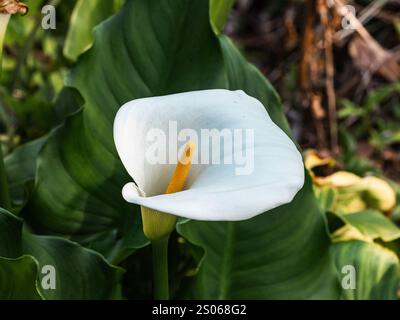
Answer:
[{"left": 151, "top": 236, "right": 170, "bottom": 300}]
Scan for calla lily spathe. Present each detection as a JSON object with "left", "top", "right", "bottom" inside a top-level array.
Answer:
[{"left": 113, "top": 89, "right": 304, "bottom": 221}]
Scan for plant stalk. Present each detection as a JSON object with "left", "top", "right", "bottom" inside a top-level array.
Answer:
[
  {"left": 151, "top": 236, "right": 170, "bottom": 300},
  {"left": 0, "top": 14, "right": 10, "bottom": 68},
  {"left": 0, "top": 13, "right": 11, "bottom": 210},
  {"left": 0, "top": 146, "right": 10, "bottom": 210}
]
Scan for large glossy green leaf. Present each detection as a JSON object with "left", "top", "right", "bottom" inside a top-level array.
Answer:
[
  {"left": 0, "top": 208, "right": 123, "bottom": 299},
  {"left": 63, "top": 0, "right": 124, "bottom": 61},
  {"left": 26, "top": 0, "right": 340, "bottom": 298},
  {"left": 5, "top": 136, "right": 47, "bottom": 206},
  {"left": 210, "top": 0, "right": 235, "bottom": 35},
  {"left": 0, "top": 256, "right": 42, "bottom": 299},
  {"left": 332, "top": 240, "right": 400, "bottom": 300},
  {"left": 177, "top": 176, "right": 340, "bottom": 299}
]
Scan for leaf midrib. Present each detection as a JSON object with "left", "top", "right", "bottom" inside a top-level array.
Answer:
[
  {"left": 217, "top": 221, "right": 235, "bottom": 299},
  {"left": 157, "top": 0, "right": 193, "bottom": 94}
]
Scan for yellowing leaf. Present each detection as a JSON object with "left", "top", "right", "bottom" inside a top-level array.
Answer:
[{"left": 315, "top": 171, "right": 362, "bottom": 188}]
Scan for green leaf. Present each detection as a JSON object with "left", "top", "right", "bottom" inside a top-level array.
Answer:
[
  {"left": 338, "top": 99, "right": 364, "bottom": 119},
  {"left": 0, "top": 14, "right": 10, "bottom": 69},
  {"left": 5, "top": 136, "right": 48, "bottom": 206},
  {"left": 332, "top": 240, "right": 400, "bottom": 300},
  {"left": 53, "top": 87, "right": 84, "bottom": 123},
  {"left": 210, "top": 0, "right": 235, "bottom": 35},
  {"left": 218, "top": 36, "right": 291, "bottom": 137},
  {"left": 0, "top": 208, "right": 123, "bottom": 299},
  {"left": 0, "top": 146, "right": 11, "bottom": 211},
  {"left": 177, "top": 176, "right": 340, "bottom": 299},
  {"left": 0, "top": 256, "right": 42, "bottom": 300},
  {"left": 364, "top": 82, "right": 400, "bottom": 112},
  {"left": 315, "top": 187, "right": 338, "bottom": 212},
  {"left": 333, "top": 210, "right": 400, "bottom": 242},
  {"left": 63, "top": 0, "right": 124, "bottom": 61},
  {"left": 3, "top": 87, "right": 83, "bottom": 208}
]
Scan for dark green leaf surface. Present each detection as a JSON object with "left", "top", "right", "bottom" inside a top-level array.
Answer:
[
  {"left": 332, "top": 240, "right": 400, "bottom": 300},
  {"left": 5, "top": 136, "right": 47, "bottom": 205},
  {"left": 0, "top": 209, "right": 123, "bottom": 299},
  {"left": 0, "top": 256, "right": 42, "bottom": 300},
  {"left": 177, "top": 176, "right": 340, "bottom": 299}
]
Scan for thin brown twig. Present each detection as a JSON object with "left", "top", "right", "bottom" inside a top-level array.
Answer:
[
  {"left": 318, "top": 0, "right": 338, "bottom": 154},
  {"left": 334, "top": 0, "right": 390, "bottom": 42},
  {"left": 332, "top": 0, "right": 388, "bottom": 45},
  {"left": 333, "top": 0, "right": 400, "bottom": 81}
]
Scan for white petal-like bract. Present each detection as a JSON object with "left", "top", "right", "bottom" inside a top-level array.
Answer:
[{"left": 114, "top": 89, "right": 304, "bottom": 221}]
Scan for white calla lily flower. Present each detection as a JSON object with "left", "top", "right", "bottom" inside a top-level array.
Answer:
[{"left": 114, "top": 89, "right": 304, "bottom": 222}]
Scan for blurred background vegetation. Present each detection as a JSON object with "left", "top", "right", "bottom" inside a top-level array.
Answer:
[{"left": 225, "top": 0, "right": 400, "bottom": 181}]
